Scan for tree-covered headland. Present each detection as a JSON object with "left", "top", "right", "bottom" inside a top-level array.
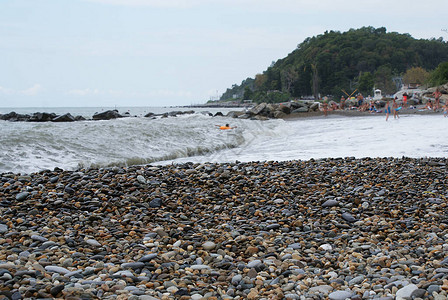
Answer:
[{"left": 219, "top": 27, "right": 448, "bottom": 103}]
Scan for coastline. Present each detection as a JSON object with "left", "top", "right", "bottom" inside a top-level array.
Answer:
[
  {"left": 1, "top": 157, "right": 447, "bottom": 299},
  {"left": 282, "top": 105, "right": 443, "bottom": 120}
]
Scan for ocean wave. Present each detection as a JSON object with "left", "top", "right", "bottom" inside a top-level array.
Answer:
[{"left": 0, "top": 114, "right": 267, "bottom": 174}]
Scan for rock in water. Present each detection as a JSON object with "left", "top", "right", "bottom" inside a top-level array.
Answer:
[
  {"left": 52, "top": 113, "right": 76, "bottom": 122},
  {"left": 92, "top": 110, "right": 122, "bottom": 120}
]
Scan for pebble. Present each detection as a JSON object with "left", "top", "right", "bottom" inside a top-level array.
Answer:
[
  {"left": 328, "top": 290, "right": 353, "bottom": 300},
  {"left": 396, "top": 284, "right": 418, "bottom": 300},
  {"left": 0, "top": 158, "right": 447, "bottom": 299},
  {"left": 309, "top": 285, "right": 333, "bottom": 294},
  {"left": 0, "top": 224, "right": 8, "bottom": 234},
  {"left": 44, "top": 266, "right": 70, "bottom": 275},
  {"left": 85, "top": 239, "right": 101, "bottom": 247},
  {"left": 31, "top": 234, "right": 48, "bottom": 242},
  {"left": 202, "top": 241, "right": 216, "bottom": 250},
  {"left": 15, "top": 192, "right": 29, "bottom": 201}
]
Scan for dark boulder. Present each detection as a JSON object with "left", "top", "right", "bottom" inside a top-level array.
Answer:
[
  {"left": 249, "top": 103, "right": 267, "bottom": 115},
  {"left": 168, "top": 111, "right": 182, "bottom": 117},
  {"left": 0, "top": 112, "right": 30, "bottom": 122},
  {"left": 92, "top": 110, "right": 123, "bottom": 120},
  {"left": 29, "top": 112, "right": 57, "bottom": 122},
  {"left": 52, "top": 113, "right": 76, "bottom": 122}
]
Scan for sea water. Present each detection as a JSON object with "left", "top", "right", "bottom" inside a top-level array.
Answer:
[{"left": 1, "top": 107, "right": 447, "bottom": 174}]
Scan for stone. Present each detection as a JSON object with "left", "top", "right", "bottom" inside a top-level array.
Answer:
[
  {"left": 50, "top": 285, "right": 65, "bottom": 297},
  {"left": 341, "top": 212, "right": 357, "bottom": 223},
  {"left": 190, "top": 265, "right": 211, "bottom": 270},
  {"left": 45, "top": 266, "right": 70, "bottom": 275},
  {"left": 92, "top": 110, "right": 123, "bottom": 120},
  {"left": 309, "top": 285, "right": 333, "bottom": 294},
  {"left": 395, "top": 284, "right": 418, "bottom": 300},
  {"left": 287, "top": 243, "right": 301, "bottom": 250},
  {"left": 86, "top": 239, "right": 101, "bottom": 247},
  {"left": 121, "top": 262, "right": 145, "bottom": 270},
  {"left": 328, "top": 291, "right": 353, "bottom": 300},
  {"left": 249, "top": 103, "right": 267, "bottom": 115},
  {"left": 0, "top": 224, "right": 8, "bottom": 234},
  {"left": 202, "top": 241, "right": 216, "bottom": 250},
  {"left": 15, "top": 192, "right": 29, "bottom": 201},
  {"left": 322, "top": 199, "right": 339, "bottom": 207},
  {"left": 149, "top": 198, "right": 163, "bottom": 208},
  {"left": 31, "top": 235, "right": 48, "bottom": 242},
  {"left": 52, "top": 113, "right": 76, "bottom": 122}
]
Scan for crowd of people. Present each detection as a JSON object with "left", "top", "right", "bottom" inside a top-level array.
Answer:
[{"left": 320, "top": 89, "right": 446, "bottom": 120}]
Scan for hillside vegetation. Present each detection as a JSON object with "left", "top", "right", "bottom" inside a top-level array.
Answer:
[{"left": 220, "top": 27, "right": 448, "bottom": 103}]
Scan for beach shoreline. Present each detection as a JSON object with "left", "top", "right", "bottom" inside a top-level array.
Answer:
[
  {"left": 282, "top": 105, "right": 443, "bottom": 120},
  {"left": 1, "top": 157, "right": 447, "bottom": 299}
]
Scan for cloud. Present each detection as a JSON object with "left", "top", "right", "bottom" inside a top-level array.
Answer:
[
  {"left": 19, "top": 84, "right": 44, "bottom": 96},
  {"left": 0, "top": 84, "right": 44, "bottom": 96}
]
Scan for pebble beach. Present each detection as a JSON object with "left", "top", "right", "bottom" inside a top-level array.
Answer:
[{"left": 1, "top": 157, "right": 448, "bottom": 300}]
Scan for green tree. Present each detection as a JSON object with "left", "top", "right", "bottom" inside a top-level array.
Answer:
[
  {"left": 243, "top": 87, "right": 254, "bottom": 100},
  {"left": 357, "top": 72, "right": 375, "bottom": 95},
  {"left": 403, "top": 67, "right": 429, "bottom": 86},
  {"left": 221, "top": 27, "right": 448, "bottom": 101},
  {"left": 427, "top": 62, "right": 448, "bottom": 86},
  {"left": 254, "top": 74, "right": 267, "bottom": 91},
  {"left": 374, "top": 65, "right": 396, "bottom": 94}
]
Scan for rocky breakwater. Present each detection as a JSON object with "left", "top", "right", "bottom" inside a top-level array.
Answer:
[
  {"left": 228, "top": 101, "right": 320, "bottom": 120},
  {"left": 0, "top": 110, "right": 126, "bottom": 122},
  {"left": 0, "top": 112, "right": 86, "bottom": 122},
  {"left": 144, "top": 110, "right": 195, "bottom": 119},
  {"left": 423, "top": 83, "right": 448, "bottom": 104},
  {"left": 0, "top": 110, "right": 199, "bottom": 123},
  {"left": 1, "top": 157, "right": 448, "bottom": 299}
]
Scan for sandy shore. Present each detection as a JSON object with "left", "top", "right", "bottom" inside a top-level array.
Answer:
[
  {"left": 283, "top": 106, "right": 443, "bottom": 120},
  {"left": 1, "top": 158, "right": 448, "bottom": 299}
]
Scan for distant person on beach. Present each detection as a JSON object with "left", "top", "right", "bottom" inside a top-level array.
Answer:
[
  {"left": 393, "top": 97, "right": 400, "bottom": 119},
  {"left": 425, "top": 100, "right": 433, "bottom": 110},
  {"left": 433, "top": 88, "right": 441, "bottom": 111},
  {"left": 357, "top": 93, "right": 364, "bottom": 107},
  {"left": 331, "top": 101, "right": 338, "bottom": 110},
  {"left": 216, "top": 124, "right": 237, "bottom": 130},
  {"left": 340, "top": 96, "right": 346, "bottom": 110},
  {"left": 402, "top": 92, "right": 408, "bottom": 108},
  {"left": 369, "top": 101, "right": 376, "bottom": 113},
  {"left": 385, "top": 100, "right": 391, "bottom": 121},
  {"left": 444, "top": 102, "right": 448, "bottom": 117},
  {"left": 322, "top": 101, "right": 328, "bottom": 117}
]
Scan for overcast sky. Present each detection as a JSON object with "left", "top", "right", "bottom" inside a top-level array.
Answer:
[{"left": 1, "top": 0, "right": 447, "bottom": 108}]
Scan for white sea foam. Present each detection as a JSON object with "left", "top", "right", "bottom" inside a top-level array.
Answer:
[
  {"left": 1, "top": 110, "right": 447, "bottom": 174},
  {"left": 163, "top": 113, "right": 448, "bottom": 164}
]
